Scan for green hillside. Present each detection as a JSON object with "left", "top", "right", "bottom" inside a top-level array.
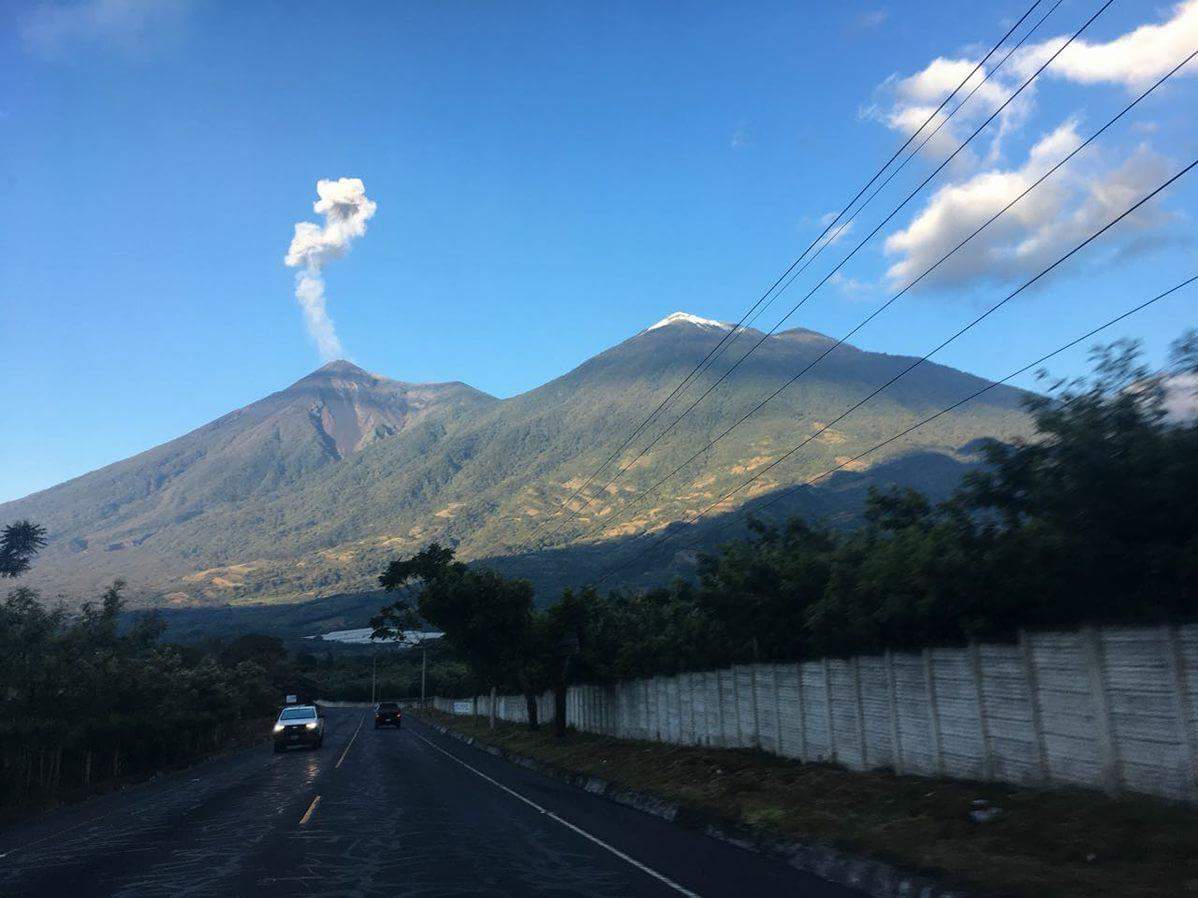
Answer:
[{"left": 2, "top": 315, "right": 1032, "bottom": 607}]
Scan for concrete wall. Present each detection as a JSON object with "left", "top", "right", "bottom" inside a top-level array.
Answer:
[{"left": 431, "top": 623, "right": 1198, "bottom": 803}]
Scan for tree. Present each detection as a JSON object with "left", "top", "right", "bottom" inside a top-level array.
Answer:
[
  {"left": 419, "top": 567, "right": 536, "bottom": 730},
  {"left": 221, "top": 634, "right": 288, "bottom": 672},
  {"left": 959, "top": 333, "right": 1198, "bottom": 625},
  {"left": 0, "top": 576, "right": 284, "bottom": 809},
  {"left": 375, "top": 545, "right": 541, "bottom": 729},
  {"left": 1, "top": 521, "right": 47, "bottom": 578},
  {"left": 542, "top": 587, "right": 621, "bottom": 735},
  {"left": 695, "top": 517, "right": 833, "bottom": 663},
  {"left": 373, "top": 543, "right": 459, "bottom": 707},
  {"left": 372, "top": 543, "right": 458, "bottom": 642}
]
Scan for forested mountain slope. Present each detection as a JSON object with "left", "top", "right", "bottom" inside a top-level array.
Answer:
[{"left": 3, "top": 315, "right": 1031, "bottom": 606}]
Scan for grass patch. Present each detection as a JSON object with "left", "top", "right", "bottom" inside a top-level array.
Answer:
[{"left": 421, "top": 710, "right": 1197, "bottom": 898}]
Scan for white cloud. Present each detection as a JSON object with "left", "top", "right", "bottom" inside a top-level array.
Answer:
[
  {"left": 869, "top": 55, "right": 1034, "bottom": 166},
  {"left": 863, "top": 3, "right": 1195, "bottom": 293},
  {"left": 829, "top": 271, "right": 872, "bottom": 300},
  {"left": 883, "top": 122, "right": 1178, "bottom": 290},
  {"left": 1012, "top": 1, "right": 1198, "bottom": 90},
  {"left": 893, "top": 57, "right": 1009, "bottom": 109},
  {"left": 284, "top": 178, "right": 378, "bottom": 362},
  {"left": 21, "top": 0, "right": 196, "bottom": 60},
  {"left": 815, "top": 211, "right": 855, "bottom": 248},
  {"left": 869, "top": 2, "right": 1198, "bottom": 172}
]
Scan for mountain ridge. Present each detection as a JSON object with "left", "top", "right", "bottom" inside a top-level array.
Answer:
[{"left": 3, "top": 314, "right": 1032, "bottom": 606}]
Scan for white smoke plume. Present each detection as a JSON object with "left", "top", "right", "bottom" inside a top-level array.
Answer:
[{"left": 284, "top": 178, "right": 377, "bottom": 361}]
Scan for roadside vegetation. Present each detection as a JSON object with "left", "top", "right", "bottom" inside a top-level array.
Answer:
[
  {"left": 289, "top": 644, "right": 473, "bottom": 702},
  {"left": 0, "top": 526, "right": 287, "bottom": 815},
  {"left": 423, "top": 710, "right": 1197, "bottom": 898},
  {"left": 376, "top": 336, "right": 1198, "bottom": 722},
  {"left": 0, "top": 524, "right": 469, "bottom": 816}
]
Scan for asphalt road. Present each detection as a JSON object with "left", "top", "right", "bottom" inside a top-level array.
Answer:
[{"left": 0, "top": 709, "right": 864, "bottom": 897}]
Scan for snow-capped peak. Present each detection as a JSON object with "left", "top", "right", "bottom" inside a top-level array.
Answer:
[{"left": 646, "top": 312, "right": 731, "bottom": 332}]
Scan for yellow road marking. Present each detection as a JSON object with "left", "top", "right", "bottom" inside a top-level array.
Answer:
[{"left": 299, "top": 794, "right": 321, "bottom": 825}]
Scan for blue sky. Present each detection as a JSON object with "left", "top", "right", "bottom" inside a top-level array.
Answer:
[{"left": 1, "top": 0, "right": 1195, "bottom": 503}]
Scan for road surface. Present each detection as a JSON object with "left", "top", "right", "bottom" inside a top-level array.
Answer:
[{"left": 0, "top": 709, "right": 864, "bottom": 897}]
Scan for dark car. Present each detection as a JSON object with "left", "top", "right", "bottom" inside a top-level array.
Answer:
[
  {"left": 272, "top": 705, "right": 325, "bottom": 752},
  {"left": 374, "top": 702, "right": 402, "bottom": 729}
]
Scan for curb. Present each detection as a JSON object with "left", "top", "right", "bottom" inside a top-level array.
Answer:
[{"left": 418, "top": 716, "right": 966, "bottom": 898}]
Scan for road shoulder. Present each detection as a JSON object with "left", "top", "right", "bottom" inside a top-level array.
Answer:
[
  {"left": 410, "top": 715, "right": 868, "bottom": 898},
  {"left": 417, "top": 713, "right": 958, "bottom": 898},
  {"left": 416, "top": 710, "right": 1198, "bottom": 898}
]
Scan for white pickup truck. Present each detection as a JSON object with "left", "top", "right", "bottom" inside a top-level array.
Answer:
[{"left": 272, "top": 704, "right": 325, "bottom": 752}]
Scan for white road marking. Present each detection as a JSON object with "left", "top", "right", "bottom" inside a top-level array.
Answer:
[
  {"left": 335, "top": 712, "right": 367, "bottom": 769},
  {"left": 299, "top": 795, "right": 321, "bottom": 825},
  {"left": 412, "top": 730, "right": 702, "bottom": 898}
]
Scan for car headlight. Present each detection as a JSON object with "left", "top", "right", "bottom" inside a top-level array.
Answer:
[
  {"left": 305, "top": 721, "right": 318, "bottom": 730},
  {"left": 273, "top": 723, "right": 284, "bottom": 733}
]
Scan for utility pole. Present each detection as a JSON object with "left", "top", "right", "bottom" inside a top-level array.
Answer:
[
  {"left": 371, "top": 649, "right": 377, "bottom": 705},
  {"left": 421, "top": 645, "right": 428, "bottom": 708}
]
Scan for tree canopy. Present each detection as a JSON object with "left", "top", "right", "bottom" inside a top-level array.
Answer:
[{"left": 0, "top": 520, "right": 47, "bottom": 579}]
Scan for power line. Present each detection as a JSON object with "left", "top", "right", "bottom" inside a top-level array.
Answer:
[
  {"left": 524, "top": 0, "right": 1048, "bottom": 545},
  {"left": 742, "top": 280, "right": 1198, "bottom": 521},
  {"left": 597, "top": 272, "right": 1198, "bottom": 586},
  {"left": 547, "top": 0, "right": 1112, "bottom": 541},
  {"left": 591, "top": 156, "right": 1198, "bottom": 585},
  {"left": 566, "top": 35, "right": 1190, "bottom": 550},
  {"left": 661, "top": 0, "right": 1065, "bottom": 396}
]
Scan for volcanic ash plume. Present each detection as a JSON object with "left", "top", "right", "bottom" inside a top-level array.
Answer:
[{"left": 284, "top": 178, "right": 378, "bottom": 360}]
